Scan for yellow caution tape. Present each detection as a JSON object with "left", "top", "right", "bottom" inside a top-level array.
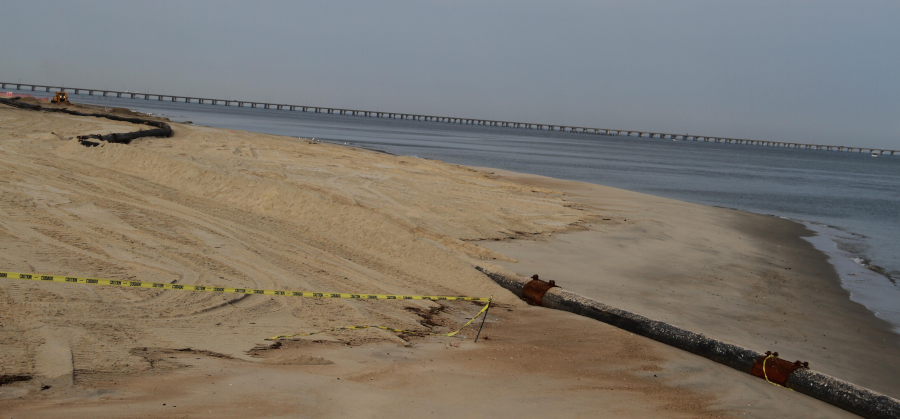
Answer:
[
  {"left": 0, "top": 271, "right": 491, "bottom": 301},
  {"left": 265, "top": 299, "right": 491, "bottom": 340},
  {"left": 0, "top": 271, "right": 493, "bottom": 340}
]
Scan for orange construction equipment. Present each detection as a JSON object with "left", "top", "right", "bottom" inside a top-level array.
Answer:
[{"left": 51, "top": 92, "right": 69, "bottom": 104}]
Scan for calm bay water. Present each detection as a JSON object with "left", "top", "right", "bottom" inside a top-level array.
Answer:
[{"left": 9, "top": 90, "right": 900, "bottom": 331}]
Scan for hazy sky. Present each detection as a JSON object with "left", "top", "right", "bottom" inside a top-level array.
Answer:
[{"left": 2, "top": 1, "right": 898, "bottom": 148}]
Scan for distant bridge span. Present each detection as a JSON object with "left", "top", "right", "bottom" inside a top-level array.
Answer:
[{"left": 2, "top": 82, "right": 896, "bottom": 156}]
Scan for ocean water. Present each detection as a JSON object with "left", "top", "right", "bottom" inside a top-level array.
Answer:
[{"left": 7, "top": 90, "right": 900, "bottom": 331}]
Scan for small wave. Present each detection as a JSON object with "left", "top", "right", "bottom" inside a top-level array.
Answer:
[
  {"left": 782, "top": 217, "right": 867, "bottom": 238},
  {"left": 800, "top": 221, "right": 900, "bottom": 334}
]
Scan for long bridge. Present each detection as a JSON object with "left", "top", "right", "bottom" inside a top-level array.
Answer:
[{"left": 3, "top": 82, "right": 896, "bottom": 156}]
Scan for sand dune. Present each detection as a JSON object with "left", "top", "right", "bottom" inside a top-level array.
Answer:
[{"left": 0, "top": 105, "right": 594, "bottom": 378}]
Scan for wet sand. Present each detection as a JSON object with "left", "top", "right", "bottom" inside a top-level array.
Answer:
[
  {"left": 477, "top": 169, "right": 900, "bottom": 398},
  {"left": 0, "top": 103, "right": 888, "bottom": 417}
]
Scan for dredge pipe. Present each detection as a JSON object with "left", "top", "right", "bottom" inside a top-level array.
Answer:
[
  {"left": 476, "top": 267, "right": 900, "bottom": 419},
  {"left": 0, "top": 97, "right": 173, "bottom": 144}
]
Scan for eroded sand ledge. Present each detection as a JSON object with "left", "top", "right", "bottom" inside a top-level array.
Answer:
[{"left": 0, "top": 105, "right": 893, "bottom": 418}]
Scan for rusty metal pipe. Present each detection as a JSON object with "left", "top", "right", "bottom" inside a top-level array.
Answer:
[
  {"left": 522, "top": 274, "right": 556, "bottom": 305},
  {"left": 476, "top": 267, "right": 900, "bottom": 419}
]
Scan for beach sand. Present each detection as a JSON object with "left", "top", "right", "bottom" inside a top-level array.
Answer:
[
  {"left": 476, "top": 169, "right": 900, "bottom": 399},
  {"left": 0, "top": 104, "right": 890, "bottom": 417}
]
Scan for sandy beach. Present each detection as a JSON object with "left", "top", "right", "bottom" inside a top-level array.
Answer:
[
  {"left": 0, "top": 103, "right": 894, "bottom": 418},
  {"left": 477, "top": 169, "right": 900, "bottom": 398}
]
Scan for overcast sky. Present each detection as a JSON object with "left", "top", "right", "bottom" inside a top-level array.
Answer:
[{"left": 2, "top": 1, "right": 898, "bottom": 148}]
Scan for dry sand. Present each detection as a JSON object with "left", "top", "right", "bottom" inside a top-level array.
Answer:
[{"left": 0, "top": 104, "right": 886, "bottom": 417}]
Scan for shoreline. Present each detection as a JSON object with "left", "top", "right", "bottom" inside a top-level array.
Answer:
[
  {"left": 0, "top": 104, "right": 890, "bottom": 417},
  {"left": 472, "top": 167, "right": 900, "bottom": 399},
  {"left": 26, "top": 93, "right": 900, "bottom": 312},
  {"left": 799, "top": 220, "right": 900, "bottom": 334},
  {"left": 112, "top": 97, "right": 900, "bottom": 332}
]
